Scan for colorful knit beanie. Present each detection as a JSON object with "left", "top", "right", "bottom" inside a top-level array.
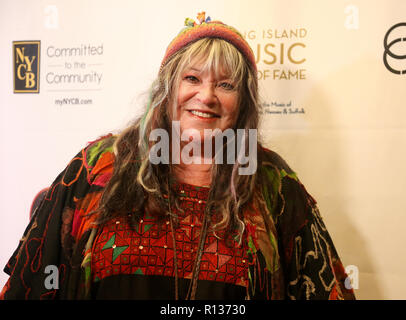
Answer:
[{"left": 160, "top": 12, "right": 257, "bottom": 73}]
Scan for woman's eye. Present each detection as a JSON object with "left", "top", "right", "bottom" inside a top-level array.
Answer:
[
  {"left": 219, "top": 82, "right": 235, "bottom": 90},
  {"left": 184, "top": 75, "right": 199, "bottom": 83}
]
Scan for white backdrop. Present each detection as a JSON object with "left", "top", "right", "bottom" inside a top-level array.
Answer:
[{"left": 1, "top": 0, "right": 406, "bottom": 299}]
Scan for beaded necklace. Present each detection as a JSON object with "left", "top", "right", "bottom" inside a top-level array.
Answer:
[{"left": 166, "top": 177, "right": 211, "bottom": 300}]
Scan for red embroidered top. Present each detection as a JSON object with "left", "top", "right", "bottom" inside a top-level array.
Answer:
[{"left": 90, "top": 181, "right": 250, "bottom": 299}]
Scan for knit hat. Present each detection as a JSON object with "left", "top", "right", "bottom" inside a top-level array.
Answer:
[{"left": 160, "top": 12, "right": 257, "bottom": 73}]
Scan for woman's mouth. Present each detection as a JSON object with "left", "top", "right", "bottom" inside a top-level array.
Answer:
[{"left": 189, "top": 110, "right": 220, "bottom": 119}]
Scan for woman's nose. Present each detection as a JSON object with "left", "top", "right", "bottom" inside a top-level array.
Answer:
[{"left": 197, "top": 83, "right": 217, "bottom": 106}]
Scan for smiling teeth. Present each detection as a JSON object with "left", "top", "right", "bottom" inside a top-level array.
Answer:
[{"left": 190, "top": 110, "right": 216, "bottom": 118}]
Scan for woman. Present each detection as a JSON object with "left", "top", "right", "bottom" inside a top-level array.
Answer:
[{"left": 1, "top": 13, "right": 355, "bottom": 300}]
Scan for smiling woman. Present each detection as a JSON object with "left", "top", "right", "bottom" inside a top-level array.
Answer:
[{"left": 1, "top": 12, "right": 355, "bottom": 300}]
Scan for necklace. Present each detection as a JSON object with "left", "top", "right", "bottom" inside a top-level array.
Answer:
[{"left": 166, "top": 178, "right": 211, "bottom": 300}]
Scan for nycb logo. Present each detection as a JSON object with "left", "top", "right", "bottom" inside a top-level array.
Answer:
[{"left": 13, "top": 41, "right": 40, "bottom": 93}]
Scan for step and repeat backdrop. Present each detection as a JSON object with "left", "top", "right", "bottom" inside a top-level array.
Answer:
[{"left": 1, "top": 0, "right": 405, "bottom": 299}]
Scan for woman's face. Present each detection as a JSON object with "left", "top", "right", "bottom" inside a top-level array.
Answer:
[{"left": 170, "top": 59, "right": 240, "bottom": 141}]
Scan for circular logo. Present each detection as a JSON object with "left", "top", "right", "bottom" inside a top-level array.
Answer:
[{"left": 383, "top": 22, "right": 406, "bottom": 74}]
